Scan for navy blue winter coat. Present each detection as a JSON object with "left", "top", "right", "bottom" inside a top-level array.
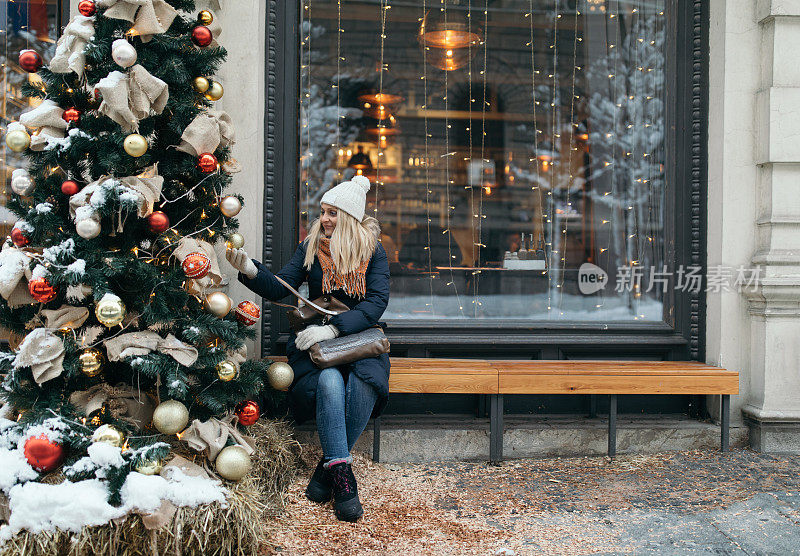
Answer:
[{"left": 237, "top": 237, "right": 391, "bottom": 425}]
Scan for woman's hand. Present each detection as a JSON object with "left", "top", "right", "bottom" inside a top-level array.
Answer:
[
  {"left": 295, "top": 324, "right": 339, "bottom": 351},
  {"left": 226, "top": 247, "right": 258, "bottom": 279}
]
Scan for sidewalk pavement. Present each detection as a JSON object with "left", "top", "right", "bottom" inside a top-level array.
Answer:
[{"left": 266, "top": 449, "right": 800, "bottom": 555}]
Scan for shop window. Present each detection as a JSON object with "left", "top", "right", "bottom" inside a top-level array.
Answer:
[
  {"left": 298, "top": 0, "right": 668, "bottom": 322},
  {"left": 1, "top": 1, "right": 63, "bottom": 342}
]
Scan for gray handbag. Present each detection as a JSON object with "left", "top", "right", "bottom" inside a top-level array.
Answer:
[{"left": 274, "top": 276, "right": 390, "bottom": 368}]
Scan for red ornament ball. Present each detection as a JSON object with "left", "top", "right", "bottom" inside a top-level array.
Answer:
[
  {"left": 236, "top": 401, "right": 261, "bottom": 426},
  {"left": 29, "top": 277, "right": 57, "bottom": 303},
  {"left": 182, "top": 252, "right": 211, "bottom": 279},
  {"left": 62, "top": 108, "right": 81, "bottom": 123},
  {"left": 10, "top": 227, "right": 29, "bottom": 247},
  {"left": 191, "top": 25, "right": 213, "bottom": 47},
  {"left": 147, "top": 211, "right": 170, "bottom": 234},
  {"left": 18, "top": 50, "right": 42, "bottom": 73},
  {"left": 24, "top": 435, "right": 66, "bottom": 472},
  {"left": 78, "top": 0, "right": 97, "bottom": 16},
  {"left": 198, "top": 153, "right": 218, "bottom": 173},
  {"left": 61, "top": 180, "right": 80, "bottom": 195},
  {"left": 235, "top": 300, "right": 261, "bottom": 326}
]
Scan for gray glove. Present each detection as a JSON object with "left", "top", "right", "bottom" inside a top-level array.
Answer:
[
  {"left": 225, "top": 247, "right": 258, "bottom": 279},
  {"left": 295, "top": 324, "right": 339, "bottom": 351}
]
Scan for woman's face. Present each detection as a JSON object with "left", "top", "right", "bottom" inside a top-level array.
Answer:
[{"left": 320, "top": 203, "right": 338, "bottom": 238}]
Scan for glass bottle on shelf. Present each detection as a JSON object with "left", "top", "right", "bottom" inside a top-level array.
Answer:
[
  {"left": 527, "top": 233, "right": 537, "bottom": 259},
  {"left": 535, "top": 236, "right": 546, "bottom": 260},
  {"left": 518, "top": 232, "right": 529, "bottom": 260}
]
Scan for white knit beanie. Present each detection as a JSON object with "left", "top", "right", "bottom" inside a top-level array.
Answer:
[{"left": 320, "top": 175, "right": 371, "bottom": 222}]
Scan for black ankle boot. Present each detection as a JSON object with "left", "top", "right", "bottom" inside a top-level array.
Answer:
[
  {"left": 329, "top": 461, "right": 363, "bottom": 522},
  {"left": 305, "top": 458, "right": 333, "bottom": 503}
]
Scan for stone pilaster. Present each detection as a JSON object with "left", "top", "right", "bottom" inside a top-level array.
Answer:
[{"left": 744, "top": 0, "right": 800, "bottom": 452}]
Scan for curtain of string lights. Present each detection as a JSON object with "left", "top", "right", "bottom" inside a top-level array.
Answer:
[{"left": 299, "top": 0, "right": 667, "bottom": 322}]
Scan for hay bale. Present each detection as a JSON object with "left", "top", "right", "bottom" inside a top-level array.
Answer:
[{"left": 0, "top": 419, "right": 302, "bottom": 556}]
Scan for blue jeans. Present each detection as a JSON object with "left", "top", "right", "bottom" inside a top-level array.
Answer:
[{"left": 316, "top": 367, "right": 378, "bottom": 461}]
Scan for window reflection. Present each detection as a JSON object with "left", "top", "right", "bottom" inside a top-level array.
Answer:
[
  {"left": 299, "top": 0, "right": 667, "bottom": 322},
  {"left": 2, "top": 1, "right": 60, "bottom": 238}
]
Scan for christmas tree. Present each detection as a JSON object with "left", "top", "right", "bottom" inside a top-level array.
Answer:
[{"left": 0, "top": 0, "right": 286, "bottom": 548}]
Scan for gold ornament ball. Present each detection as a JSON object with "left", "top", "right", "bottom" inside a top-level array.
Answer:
[
  {"left": 205, "top": 291, "right": 232, "bottom": 317},
  {"left": 79, "top": 348, "right": 105, "bottom": 377},
  {"left": 152, "top": 400, "right": 189, "bottom": 435},
  {"left": 198, "top": 10, "right": 214, "bottom": 25},
  {"left": 267, "top": 361, "right": 294, "bottom": 391},
  {"left": 204, "top": 81, "right": 224, "bottom": 101},
  {"left": 193, "top": 76, "right": 210, "bottom": 93},
  {"left": 91, "top": 424, "right": 125, "bottom": 448},
  {"left": 219, "top": 196, "right": 242, "bottom": 218},
  {"left": 135, "top": 457, "right": 164, "bottom": 475},
  {"left": 124, "top": 133, "right": 148, "bottom": 157},
  {"left": 215, "top": 445, "right": 251, "bottom": 481},
  {"left": 6, "top": 128, "right": 31, "bottom": 152},
  {"left": 226, "top": 233, "right": 244, "bottom": 249},
  {"left": 96, "top": 294, "right": 127, "bottom": 327},
  {"left": 216, "top": 360, "right": 239, "bottom": 382}
]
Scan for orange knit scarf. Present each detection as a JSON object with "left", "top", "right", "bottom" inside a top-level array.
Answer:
[{"left": 317, "top": 237, "right": 369, "bottom": 298}]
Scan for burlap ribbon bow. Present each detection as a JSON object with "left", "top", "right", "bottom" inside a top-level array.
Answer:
[
  {"left": 69, "top": 166, "right": 163, "bottom": 233},
  {"left": 103, "top": 331, "right": 199, "bottom": 367},
  {"left": 96, "top": 66, "right": 169, "bottom": 132},
  {"left": 18, "top": 101, "right": 68, "bottom": 151},
  {"left": 140, "top": 455, "right": 211, "bottom": 530},
  {"left": 12, "top": 328, "right": 65, "bottom": 385},
  {"left": 176, "top": 110, "right": 235, "bottom": 157},
  {"left": 180, "top": 414, "right": 255, "bottom": 463},
  {"left": 119, "top": 165, "right": 164, "bottom": 218},
  {"left": 49, "top": 15, "right": 95, "bottom": 78},
  {"left": 0, "top": 244, "right": 35, "bottom": 307},
  {"left": 96, "top": 0, "right": 178, "bottom": 42},
  {"left": 40, "top": 305, "right": 90, "bottom": 329},
  {"left": 69, "top": 383, "right": 156, "bottom": 429}
]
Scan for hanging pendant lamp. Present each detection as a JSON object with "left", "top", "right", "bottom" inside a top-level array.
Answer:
[{"left": 418, "top": 6, "right": 482, "bottom": 71}]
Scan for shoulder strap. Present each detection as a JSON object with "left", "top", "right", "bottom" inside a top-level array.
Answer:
[{"left": 273, "top": 275, "right": 341, "bottom": 317}]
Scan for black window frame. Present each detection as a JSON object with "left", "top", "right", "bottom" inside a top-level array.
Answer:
[{"left": 261, "top": 0, "right": 708, "bottom": 363}]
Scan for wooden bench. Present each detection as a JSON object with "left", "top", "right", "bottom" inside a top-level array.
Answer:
[
  {"left": 374, "top": 358, "right": 738, "bottom": 463},
  {"left": 270, "top": 356, "right": 739, "bottom": 463}
]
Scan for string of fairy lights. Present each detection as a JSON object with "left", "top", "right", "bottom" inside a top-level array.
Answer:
[
  {"left": 300, "top": 1, "right": 312, "bottom": 226},
  {"left": 557, "top": 0, "right": 580, "bottom": 316},
  {"left": 441, "top": 1, "right": 464, "bottom": 317},
  {"left": 422, "top": 0, "right": 435, "bottom": 316},
  {"left": 373, "top": 0, "right": 389, "bottom": 216},
  {"left": 476, "top": 0, "right": 489, "bottom": 317},
  {"left": 465, "top": 0, "right": 475, "bottom": 317},
  {"left": 297, "top": 0, "right": 667, "bottom": 321},
  {"left": 527, "top": 0, "right": 546, "bottom": 316}
]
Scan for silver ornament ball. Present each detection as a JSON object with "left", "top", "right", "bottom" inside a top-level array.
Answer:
[
  {"left": 112, "top": 39, "right": 137, "bottom": 68},
  {"left": 76, "top": 218, "right": 101, "bottom": 240},
  {"left": 219, "top": 196, "right": 242, "bottom": 218},
  {"left": 11, "top": 169, "right": 34, "bottom": 196}
]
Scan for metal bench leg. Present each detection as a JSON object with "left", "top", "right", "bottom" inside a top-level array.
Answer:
[
  {"left": 608, "top": 394, "right": 617, "bottom": 457},
  {"left": 372, "top": 416, "right": 381, "bottom": 462},
  {"left": 589, "top": 394, "right": 597, "bottom": 418},
  {"left": 490, "top": 394, "right": 503, "bottom": 464},
  {"left": 720, "top": 394, "right": 730, "bottom": 452}
]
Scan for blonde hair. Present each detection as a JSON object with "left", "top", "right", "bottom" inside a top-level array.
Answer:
[{"left": 303, "top": 212, "right": 379, "bottom": 273}]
